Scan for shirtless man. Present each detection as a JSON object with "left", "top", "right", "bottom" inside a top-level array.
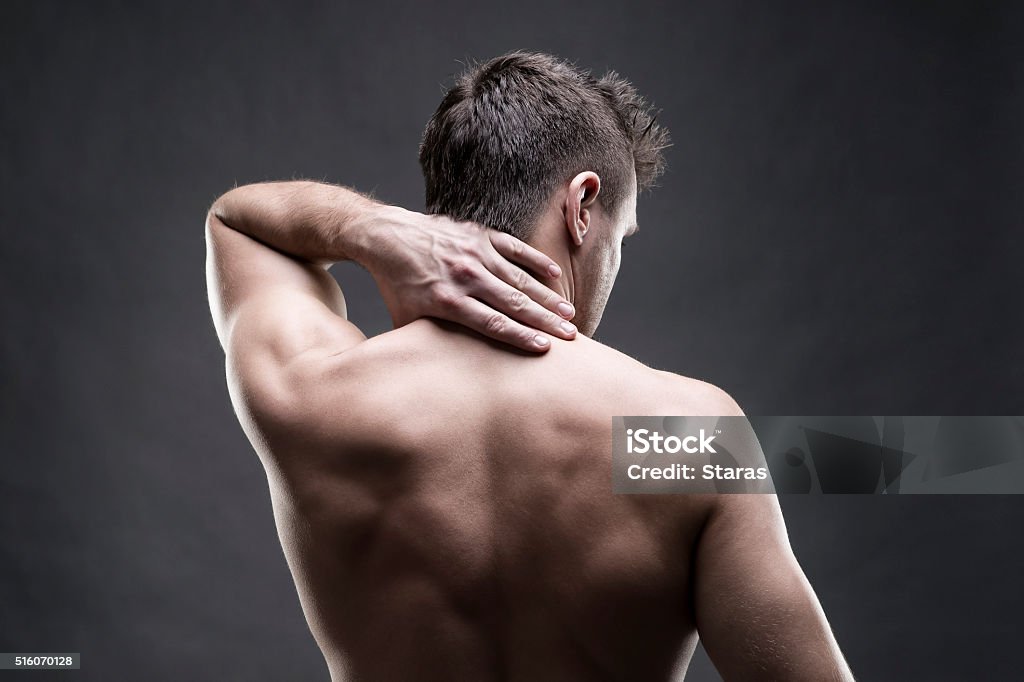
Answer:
[{"left": 205, "top": 52, "right": 853, "bottom": 681}]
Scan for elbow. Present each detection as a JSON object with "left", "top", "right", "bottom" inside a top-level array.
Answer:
[
  {"left": 207, "top": 190, "right": 233, "bottom": 231},
  {"left": 207, "top": 183, "right": 253, "bottom": 232},
  {"left": 204, "top": 205, "right": 230, "bottom": 247}
]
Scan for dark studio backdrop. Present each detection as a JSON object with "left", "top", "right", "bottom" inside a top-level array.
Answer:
[{"left": 2, "top": 1, "right": 1022, "bottom": 680}]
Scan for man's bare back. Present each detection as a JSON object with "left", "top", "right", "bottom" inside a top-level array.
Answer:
[
  {"left": 207, "top": 172, "right": 852, "bottom": 678},
  {"left": 242, "top": 320, "right": 734, "bottom": 681}
]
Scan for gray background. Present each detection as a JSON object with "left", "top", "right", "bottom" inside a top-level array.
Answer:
[{"left": 2, "top": 1, "right": 1022, "bottom": 679}]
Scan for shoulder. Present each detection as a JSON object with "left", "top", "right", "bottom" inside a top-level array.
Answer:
[
  {"left": 225, "top": 330, "right": 439, "bottom": 472},
  {"left": 558, "top": 337, "right": 743, "bottom": 417},
  {"left": 654, "top": 371, "right": 745, "bottom": 417}
]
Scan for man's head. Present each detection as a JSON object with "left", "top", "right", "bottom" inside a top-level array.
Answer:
[{"left": 419, "top": 51, "right": 669, "bottom": 335}]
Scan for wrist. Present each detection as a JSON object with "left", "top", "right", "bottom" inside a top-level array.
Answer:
[{"left": 346, "top": 203, "right": 417, "bottom": 271}]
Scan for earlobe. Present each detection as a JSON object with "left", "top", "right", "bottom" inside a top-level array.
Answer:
[
  {"left": 567, "top": 213, "right": 586, "bottom": 247},
  {"left": 577, "top": 209, "right": 589, "bottom": 242},
  {"left": 565, "top": 204, "right": 587, "bottom": 247}
]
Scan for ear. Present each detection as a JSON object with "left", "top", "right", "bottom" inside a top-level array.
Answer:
[{"left": 563, "top": 172, "right": 601, "bottom": 247}]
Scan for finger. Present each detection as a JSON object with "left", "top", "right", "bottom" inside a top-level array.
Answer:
[
  {"left": 491, "top": 259, "right": 576, "bottom": 321},
  {"left": 474, "top": 279, "right": 577, "bottom": 341},
  {"left": 489, "top": 231, "right": 562, "bottom": 279},
  {"left": 446, "top": 296, "right": 555, "bottom": 353}
]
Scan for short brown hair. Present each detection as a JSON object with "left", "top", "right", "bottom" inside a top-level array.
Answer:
[{"left": 419, "top": 51, "right": 670, "bottom": 240}]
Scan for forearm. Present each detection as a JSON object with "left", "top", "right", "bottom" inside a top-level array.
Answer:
[
  {"left": 207, "top": 177, "right": 576, "bottom": 352},
  {"left": 210, "top": 180, "right": 403, "bottom": 266}
]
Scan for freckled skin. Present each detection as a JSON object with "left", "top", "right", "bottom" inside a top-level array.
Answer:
[{"left": 241, "top": 321, "right": 732, "bottom": 682}]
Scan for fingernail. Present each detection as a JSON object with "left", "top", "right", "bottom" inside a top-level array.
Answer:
[
  {"left": 534, "top": 335, "right": 550, "bottom": 347},
  {"left": 560, "top": 321, "right": 576, "bottom": 335},
  {"left": 557, "top": 301, "right": 574, "bottom": 318},
  {"left": 548, "top": 264, "right": 562, "bottom": 277}
]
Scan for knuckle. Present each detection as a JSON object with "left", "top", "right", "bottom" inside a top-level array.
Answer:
[
  {"left": 507, "top": 290, "right": 527, "bottom": 311},
  {"left": 434, "top": 288, "right": 458, "bottom": 309},
  {"left": 462, "top": 239, "right": 482, "bottom": 259},
  {"left": 449, "top": 260, "right": 476, "bottom": 283},
  {"left": 514, "top": 268, "right": 529, "bottom": 290},
  {"left": 484, "top": 313, "right": 506, "bottom": 335}
]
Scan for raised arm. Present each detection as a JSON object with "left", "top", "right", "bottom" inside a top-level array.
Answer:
[
  {"left": 205, "top": 180, "right": 578, "bottom": 356},
  {"left": 694, "top": 493, "right": 855, "bottom": 681}
]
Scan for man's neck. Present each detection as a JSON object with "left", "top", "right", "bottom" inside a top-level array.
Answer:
[{"left": 526, "top": 226, "right": 574, "bottom": 305}]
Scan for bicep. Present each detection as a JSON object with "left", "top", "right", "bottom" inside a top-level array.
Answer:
[
  {"left": 693, "top": 495, "right": 853, "bottom": 681},
  {"left": 205, "top": 211, "right": 365, "bottom": 357}
]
